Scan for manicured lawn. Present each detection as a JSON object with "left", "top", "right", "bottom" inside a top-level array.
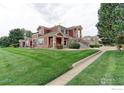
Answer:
[
  {"left": 0, "top": 48, "right": 98, "bottom": 85},
  {"left": 68, "top": 51, "right": 124, "bottom": 85}
]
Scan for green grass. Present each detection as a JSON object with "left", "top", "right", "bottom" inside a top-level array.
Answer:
[
  {"left": 68, "top": 50, "right": 124, "bottom": 85},
  {"left": 0, "top": 48, "right": 98, "bottom": 85}
]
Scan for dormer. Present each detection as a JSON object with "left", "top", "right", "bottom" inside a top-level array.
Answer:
[{"left": 58, "top": 25, "right": 68, "bottom": 35}]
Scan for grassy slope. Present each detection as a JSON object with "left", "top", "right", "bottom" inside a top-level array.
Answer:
[
  {"left": 0, "top": 48, "right": 98, "bottom": 85},
  {"left": 68, "top": 51, "right": 124, "bottom": 85}
]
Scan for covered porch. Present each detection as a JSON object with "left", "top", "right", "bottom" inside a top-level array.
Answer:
[
  {"left": 19, "top": 38, "right": 33, "bottom": 48},
  {"left": 47, "top": 32, "right": 69, "bottom": 48}
]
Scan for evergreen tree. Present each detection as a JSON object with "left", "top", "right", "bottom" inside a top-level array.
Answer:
[
  {"left": 0, "top": 36, "right": 10, "bottom": 47},
  {"left": 96, "top": 3, "right": 124, "bottom": 45},
  {"left": 9, "top": 28, "right": 24, "bottom": 47}
]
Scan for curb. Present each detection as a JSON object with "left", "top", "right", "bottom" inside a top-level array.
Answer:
[{"left": 72, "top": 50, "right": 102, "bottom": 67}]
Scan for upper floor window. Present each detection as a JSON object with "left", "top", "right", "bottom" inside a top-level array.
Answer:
[
  {"left": 65, "top": 30, "right": 68, "bottom": 34},
  {"left": 61, "top": 29, "right": 64, "bottom": 33},
  {"left": 60, "top": 26, "right": 67, "bottom": 34}
]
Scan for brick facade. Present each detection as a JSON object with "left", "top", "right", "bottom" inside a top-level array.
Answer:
[{"left": 19, "top": 25, "right": 82, "bottom": 48}]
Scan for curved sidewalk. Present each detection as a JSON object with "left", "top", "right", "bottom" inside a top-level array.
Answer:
[{"left": 46, "top": 51, "right": 104, "bottom": 85}]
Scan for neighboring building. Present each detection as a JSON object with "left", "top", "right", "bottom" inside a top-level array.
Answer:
[
  {"left": 81, "top": 36, "right": 100, "bottom": 46},
  {"left": 19, "top": 25, "right": 82, "bottom": 48}
]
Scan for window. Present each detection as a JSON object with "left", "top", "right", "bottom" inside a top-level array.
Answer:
[
  {"left": 26, "top": 40, "right": 29, "bottom": 47},
  {"left": 61, "top": 30, "right": 64, "bottom": 33},
  {"left": 64, "top": 40, "right": 66, "bottom": 45},
  {"left": 60, "top": 27, "right": 66, "bottom": 34},
  {"left": 65, "top": 30, "right": 68, "bottom": 34},
  {"left": 37, "top": 38, "right": 44, "bottom": 45}
]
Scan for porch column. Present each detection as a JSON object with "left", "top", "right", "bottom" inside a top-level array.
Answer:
[
  {"left": 19, "top": 41, "right": 22, "bottom": 48},
  {"left": 24, "top": 40, "right": 26, "bottom": 47},
  {"left": 32, "top": 39, "right": 33, "bottom": 48},
  {"left": 80, "top": 30, "right": 82, "bottom": 38},
  {"left": 62, "top": 37, "right": 64, "bottom": 47},
  {"left": 53, "top": 36, "right": 56, "bottom": 48},
  {"left": 47, "top": 37, "right": 49, "bottom": 48}
]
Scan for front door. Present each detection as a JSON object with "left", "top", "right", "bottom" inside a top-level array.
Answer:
[
  {"left": 30, "top": 40, "right": 32, "bottom": 48},
  {"left": 56, "top": 38, "right": 61, "bottom": 45},
  {"left": 49, "top": 37, "right": 53, "bottom": 48}
]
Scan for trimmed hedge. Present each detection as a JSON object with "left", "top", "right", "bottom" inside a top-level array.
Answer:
[
  {"left": 89, "top": 44, "right": 102, "bottom": 48},
  {"left": 56, "top": 44, "right": 63, "bottom": 49},
  {"left": 9, "top": 43, "right": 19, "bottom": 48}
]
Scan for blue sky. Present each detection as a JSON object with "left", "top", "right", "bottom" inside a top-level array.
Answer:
[{"left": 0, "top": 3, "right": 100, "bottom": 37}]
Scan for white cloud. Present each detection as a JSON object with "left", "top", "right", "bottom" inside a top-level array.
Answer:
[
  {"left": 0, "top": 3, "right": 100, "bottom": 37},
  {"left": 0, "top": 3, "right": 49, "bottom": 37}
]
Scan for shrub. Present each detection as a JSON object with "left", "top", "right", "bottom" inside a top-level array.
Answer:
[
  {"left": 116, "top": 34, "right": 124, "bottom": 51},
  {"left": 89, "top": 44, "right": 102, "bottom": 48},
  {"left": 56, "top": 44, "right": 63, "bottom": 49},
  {"left": 69, "top": 42, "right": 80, "bottom": 49},
  {"left": 9, "top": 43, "right": 19, "bottom": 48},
  {"left": 117, "top": 44, "right": 122, "bottom": 51}
]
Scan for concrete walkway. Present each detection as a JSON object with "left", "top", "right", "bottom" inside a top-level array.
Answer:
[
  {"left": 46, "top": 51, "right": 103, "bottom": 85},
  {"left": 46, "top": 46, "right": 116, "bottom": 85}
]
